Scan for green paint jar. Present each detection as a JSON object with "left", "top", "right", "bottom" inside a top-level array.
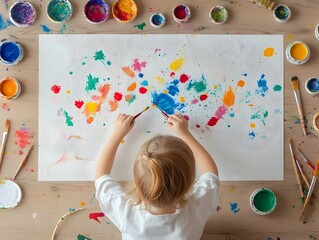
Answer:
[{"left": 250, "top": 188, "right": 276, "bottom": 215}]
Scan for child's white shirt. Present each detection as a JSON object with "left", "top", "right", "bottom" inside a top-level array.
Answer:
[{"left": 95, "top": 172, "right": 220, "bottom": 240}]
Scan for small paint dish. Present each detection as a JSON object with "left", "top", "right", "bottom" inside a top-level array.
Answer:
[
  {"left": 0, "top": 180, "right": 22, "bottom": 209},
  {"left": 84, "top": 0, "right": 110, "bottom": 24},
  {"left": 150, "top": 12, "right": 165, "bottom": 28},
  {"left": 0, "top": 77, "right": 22, "bottom": 100},
  {"left": 286, "top": 41, "right": 310, "bottom": 65},
  {"left": 250, "top": 188, "right": 276, "bottom": 215},
  {"left": 305, "top": 77, "right": 319, "bottom": 95},
  {"left": 47, "top": 0, "right": 73, "bottom": 23},
  {"left": 0, "top": 40, "right": 24, "bottom": 66},
  {"left": 315, "top": 24, "right": 319, "bottom": 41},
  {"left": 9, "top": 1, "right": 36, "bottom": 27},
  {"left": 313, "top": 112, "right": 319, "bottom": 133},
  {"left": 112, "top": 0, "right": 138, "bottom": 23},
  {"left": 209, "top": 6, "right": 228, "bottom": 24},
  {"left": 172, "top": 4, "right": 191, "bottom": 24},
  {"left": 273, "top": 4, "right": 291, "bottom": 23}
]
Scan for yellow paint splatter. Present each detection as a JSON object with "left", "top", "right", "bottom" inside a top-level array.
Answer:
[
  {"left": 156, "top": 76, "right": 164, "bottom": 84},
  {"left": 180, "top": 96, "right": 185, "bottom": 102},
  {"left": 264, "top": 47, "right": 275, "bottom": 57},
  {"left": 250, "top": 123, "right": 256, "bottom": 128},
  {"left": 164, "top": 89, "right": 169, "bottom": 94},
  {"left": 248, "top": 103, "right": 254, "bottom": 107},
  {"left": 80, "top": 201, "right": 86, "bottom": 207},
  {"left": 85, "top": 102, "right": 99, "bottom": 114},
  {"left": 230, "top": 186, "right": 235, "bottom": 193},
  {"left": 127, "top": 82, "right": 137, "bottom": 92},
  {"left": 213, "top": 85, "right": 218, "bottom": 89},
  {"left": 169, "top": 57, "right": 185, "bottom": 72},
  {"left": 66, "top": 90, "right": 71, "bottom": 94},
  {"left": 223, "top": 87, "right": 235, "bottom": 107},
  {"left": 237, "top": 80, "right": 245, "bottom": 87}
]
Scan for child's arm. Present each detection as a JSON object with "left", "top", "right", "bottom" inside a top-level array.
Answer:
[
  {"left": 167, "top": 113, "right": 218, "bottom": 176},
  {"left": 95, "top": 114, "right": 135, "bottom": 180}
]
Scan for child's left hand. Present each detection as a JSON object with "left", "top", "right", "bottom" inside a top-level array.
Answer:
[{"left": 112, "top": 114, "right": 135, "bottom": 140}]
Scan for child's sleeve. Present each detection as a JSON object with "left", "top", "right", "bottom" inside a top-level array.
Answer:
[
  {"left": 95, "top": 175, "right": 128, "bottom": 230},
  {"left": 191, "top": 172, "right": 220, "bottom": 224}
]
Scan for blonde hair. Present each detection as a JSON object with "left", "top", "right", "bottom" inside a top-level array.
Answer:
[{"left": 127, "top": 135, "right": 195, "bottom": 210}]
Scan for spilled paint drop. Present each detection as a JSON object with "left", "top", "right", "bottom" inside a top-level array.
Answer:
[
  {"left": 152, "top": 92, "right": 176, "bottom": 115},
  {"left": 237, "top": 80, "right": 245, "bottom": 87},
  {"left": 75, "top": 100, "right": 84, "bottom": 109},
  {"left": 200, "top": 94, "right": 208, "bottom": 101},
  {"left": 169, "top": 57, "right": 185, "bottom": 72},
  {"left": 122, "top": 66, "right": 135, "bottom": 78},
  {"left": 15, "top": 128, "right": 33, "bottom": 148},
  {"left": 229, "top": 202, "right": 240, "bottom": 213},
  {"left": 51, "top": 85, "right": 61, "bottom": 94},
  {"left": 249, "top": 131, "right": 256, "bottom": 139},
  {"left": 255, "top": 74, "right": 268, "bottom": 97},
  {"left": 250, "top": 123, "right": 256, "bottom": 128},
  {"left": 180, "top": 73, "right": 190, "bottom": 83},
  {"left": 127, "top": 82, "right": 137, "bottom": 91},
  {"left": 114, "top": 92, "right": 123, "bottom": 101},
  {"left": 207, "top": 105, "right": 228, "bottom": 127},
  {"left": 77, "top": 234, "right": 92, "bottom": 240},
  {"left": 134, "top": 22, "right": 146, "bottom": 30},
  {"left": 85, "top": 74, "right": 99, "bottom": 92},
  {"left": 40, "top": 24, "right": 52, "bottom": 33},
  {"left": 139, "top": 87, "right": 147, "bottom": 94},
  {"left": 94, "top": 50, "right": 105, "bottom": 61},
  {"left": 264, "top": 47, "right": 275, "bottom": 57},
  {"left": 156, "top": 76, "right": 164, "bottom": 84},
  {"left": 132, "top": 59, "right": 146, "bottom": 72},
  {"left": 223, "top": 87, "right": 235, "bottom": 107},
  {"left": 63, "top": 110, "right": 74, "bottom": 126},
  {"left": 273, "top": 85, "right": 282, "bottom": 91},
  {"left": 89, "top": 212, "right": 105, "bottom": 223}
]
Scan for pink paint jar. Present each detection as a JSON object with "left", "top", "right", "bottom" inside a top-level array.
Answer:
[{"left": 172, "top": 4, "right": 191, "bottom": 23}]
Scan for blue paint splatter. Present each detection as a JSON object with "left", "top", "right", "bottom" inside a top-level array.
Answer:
[
  {"left": 249, "top": 131, "right": 256, "bottom": 139},
  {"left": 152, "top": 92, "right": 176, "bottom": 115},
  {"left": 40, "top": 24, "right": 52, "bottom": 33},
  {"left": 242, "top": 73, "right": 248, "bottom": 77},
  {"left": 167, "top": 79, "right": 180, "bottom": 96},
  {"left": 229, "top": 202, "right": 240, "bottom": 213},
  {"left": 138, "top": 73, "right": 144, "bottom": 78},
  {"left": 255, "top": 74, "right": 268, "bottom": 97},
  {"left": 141, "top": 80, "right": 148, "bottom": 86},
  {"left": 229, "top": 112, "right": 235, "bottom": 117},
  {"left": 0, "top": 14, "right": 12, "bottom": 31}
]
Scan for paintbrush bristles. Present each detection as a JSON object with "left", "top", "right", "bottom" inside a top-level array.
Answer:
[
  {"left": 291, "top": 76, "right": 299, "bottom": 90},
  {"left": 4, "top": 119, "right": 10, "bottom": 132}
]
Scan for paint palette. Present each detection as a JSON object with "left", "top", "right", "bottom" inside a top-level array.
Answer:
[
  {"left": 0, "top": 40, "right": 24, "bottom": 66},
  {"left": 209, "top": 6, "right": 228, "bottom": 24},
  {"left": 47, "top": 0, "right": 73, "bottom": 23},
  {"left": 112, "top": 0, "right": 138, "bottom": 23},
  {"left": 84, "top": 0, "right": 110, "bottom": 24},
  {"left": 0, "top": 180, "right": 22, "bottom": 209},
  {"left": 9, "top": 0, "right": 37, "bottom": 27},
  {"left": 286, "top": 41, "right": 310, "bottom": 65}
]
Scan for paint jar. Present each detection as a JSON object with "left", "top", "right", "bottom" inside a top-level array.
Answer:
[
  {"left": 0, "top": 40, "right": 24, "bottom": 66},
  {"left": 305, "top": 77, "right": 319, "bottom": 95},
  {"left": 0, "top": 77, "right": 22, "bottom": 100},
  {"left": 150, "top": 12, "right": 166, "bottom": 28},
  {"left": 9, "top": 1, "right": 37, "bottom": 27},
  {"left": 315, "top": 24, "right": 319, "bottom": 41},
  {"left": 286, "top": 41, "right": 310, "bottom": 65},
  {"left": 172, "top": 4, "right": 191, "bottom": 23},
  {"left": 250, "top": 188, "right": 277, "bottom": 215},
  {"left": 252, "top": 0, "right": 275, "bottom": 11},
  {"left": 273, "top": 4, "right": 291, "bottom": 23},
  {"left": 0, "top": 180, "right": 22, "bottom": 209},
  {"left": 112, "top": 0, "right": 138, "bottom": 23},
  {"left": 84, "top": 0, "right": 110, "bottom": 24},
  {"left": 209, "top": 6, "right": 228, "bottom": 24},
  {"left": 46, "top": 0, "right": 73, "bottom": 23}
]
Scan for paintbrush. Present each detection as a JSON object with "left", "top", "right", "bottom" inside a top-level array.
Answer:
[
  {"left": 288, "top": 139, "right": 304, "bottom": 198},
  {"left": 295, "top": 158, "right": 310, "bottom": 190},
  {"left": 12, "top": 144, "right": 34, "bottom": 180},
  {"left": 133, "top": 106, "right": 149, "bottom": 120},
  {"left": 300, "top": 160, "right": 319, "bottom": 221},
  {"left": 291, "top": 76, "right": 307, "bottom": 135},
  {"left": 0, "top": 119, "right": 10, "bottom": 171},
  {"left": 298, "top": 147, "right": 315, "bottom": 171},
  {"left": 152, "top": 103, "right": 169, "bottom": 118}
]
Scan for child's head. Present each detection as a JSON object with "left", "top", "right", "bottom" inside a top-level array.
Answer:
[{"left": 130, "top": 135, "right": 195, "bottom": 209}]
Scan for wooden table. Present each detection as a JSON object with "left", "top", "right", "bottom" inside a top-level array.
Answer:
[{"left": 0, "top": 0, "right": 318, "bottom": 239}]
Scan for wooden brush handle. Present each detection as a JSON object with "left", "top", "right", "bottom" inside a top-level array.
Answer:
[{"left": 0, "top": 133, "right": 8, "bottom": 170}]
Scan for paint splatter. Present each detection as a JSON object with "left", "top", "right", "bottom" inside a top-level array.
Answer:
[
  {"left": 139, "top": 87, "right": 147, "bottom": 94},
  {"left": 141, "top": 80, "right": 148, "bottom": 86},
  {"left": 251, "top": 110, "right": 268, "bottom": 126},
  {"left": 40, "top": 24, "right": 52, "bottom": 33},
  {"left": 180, "top": 74, "right": 190, "bottom": 83},
  {"left": 200, "top": 94, "right": 208, "bottom": 101},
  {"left": 156, "top": 76, "right": 164, "bottom": 84},
  {"left": 63, "top": 110, "right": 74, "bottom": 126},
  {"left": 51, "top": 85, "right": 61, "bottom": 94},
  {"left": 167, "top": 79, "right": 179, "bottom": 96},
  {"left": 187, "top": 75, "right": 207, "bottom": 93},
  {"left": 169, "top": 57, "right": 185, "bottom": 72},
  {"left": 223, "top": 87, "right": 235, "bottom": 107},
  {"left": 47, "top": 154, "right": 67, "bottom": 169},
  {"left": 237, "top": 80, "right": 245, "bottom": 87},
  {"left": 75, "top": 100, "right": 84, "bottom": 109},
  {"left": 255, "top": 74, "right": 268, "bottom": 97},
  {"left": 0, "top": 14, "right": 12, "bottom": 31},
  {"left": 114, "top": 92, "right": 123, "bottom": 101},
  {"left": 132, "top": 59, "right": 146, "bottom": 72},
  {"left": 80, "top": 201, "right": 86, "bottom": 207},
  {"left": 15, "top": 128, "right": 33, "bottom": 149},
  {"left": 229, "top": 202, "right": 240, "bottom": 213},
  {"left": 77, "top": 234, "right": 92, "bottom": 240},
  {"left": 125, "top": 94, "right": 136, "bottom": 104},
  {"left": 122, "top": 66, "right": 135, "bottom": 78},
  {"left": 134, "top": 22, "right": 146, "bottom": 30},
  {"left": 264, "top": 47, "right": 275, "bottom": 57},
  {"left": 127, "top": 82, "right": 137, "bottom": 91},
  {"left": 249, "top": 131, "right": 256, "bottom": 139},
  {"left": 59, "top": 24, "right": 66, "bottom": 34},
  {"left": 1, "top": 102, "right": 10, "bottom": 111},
  {"left": 85, "top": 74, "right": 99, "bottom": 92},
  {"left": 273, "top": 85, "right": 282, "bottom": 91},
  {"left": 89, "top": 212, "right": 105, "bottom": 223},
  {"left": 152, "top": 92, "right": 176, "bottom": 115},
  {"left": 94, "top": 50, "right": 110, "bottom": 66},
  {"left": 207, "top": 105, "right": 228, "bottom": 127}
]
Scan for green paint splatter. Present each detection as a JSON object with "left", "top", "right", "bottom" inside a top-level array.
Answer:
[
  {"left": 187, "top": 77, "right": 207, "bottom": 93},
  {"left": 59, "top": 24, "right": 66, "bottom": 34},
  {"left": 107, "top": 60, "right": 111, "bottom": 66},
  {"left": 94, "top": 50, "right": 105, "bottom": 61},
  {"left": 273, "top": 85, "right": 282, "bottom": 91},
  {"left": 145, "top": 130, "right": 151, "bottom": 133},
  {"left": 63, "top": 110, "right": 73, "bottom": 126},
  {"left": 134, "top": 22, "right": 146, "bottom": 30},
  {"left": 127, "top": 95, "right": 137, "bottom": 104},
  {"left": 69, "top": 71, "right": 73, "bottom": 75},
  {"left": 227, "top": 125, "right": 231, "bottom": 128},
  {"left": 82, "top": 62, "right": 86, "bottom": 66},
  {"left": 251, "top": 110, "right": 269, "bottom": 126},
  {"left": 294, "top": 116, "right": 301, "bottom": 124},
  {"left": 85, "top": 74, "right": 99, "bottom": 92},
  {"left": 77, "top": 234, "right": 92, "bottom": 240}
]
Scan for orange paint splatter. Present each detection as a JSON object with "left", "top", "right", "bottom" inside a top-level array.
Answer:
[
  {"left": 15, "top": 128, "right": 33, "bottom": 149},
  {"left": 180, "top": 96, "right": 185, "bottom": 102},
  {"left": 250, "top": 123, "right": 256, "bottom": 128},
  {"left": 237, "top": 80, "right": 245, "bottom": 87},
  {"left": 80, "top": 201, "right": 86, "bottom": 207},
  {"left": 122, "top": 66, "right": 135, "bottom": 78},
  {"left": 127, "top": 82, "right": 137, "bottom": 91},
  {"left": 248, "top": 103, "right": 254, "bottom": 107},
  {"left": 264, "top": 47, "right": 275, "bottom": 57},
  {"left": 222, "top": 87, "right": 235, "bottom": 107},
  {"left": 87, "top": 116, "right": 94, "bottom": 124},
  {"left": 109, "top": 100, "right": 119, "bottom": 112}
]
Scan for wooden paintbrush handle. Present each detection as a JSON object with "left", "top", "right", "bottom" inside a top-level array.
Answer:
[{"left": 0, "top": 133, "right": 8, "bottom": 170}]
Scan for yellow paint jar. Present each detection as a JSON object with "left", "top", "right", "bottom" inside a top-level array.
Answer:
[
  {"left": 286, "top": 41, "right": 310, "bottom": 65},
  {"left": 0, "top": 77, "right": 21, "bottom": 100}
]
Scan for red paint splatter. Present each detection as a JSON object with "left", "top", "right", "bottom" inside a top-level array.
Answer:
[
  {"left": 139, "top": 87, "right": 147, "bottom": 94},
  {"left": 114, "top": 92, "right": 123, "bottom": 101},
  {"left": 1, "top": 103, "right": 10, "bottom": 111},
  {"left": 170, "top": 72, "right": 175, "bottom": 77},
  {"left": 200, "top": 94, "right": 208, "bottom": 101},
  {"left": 51, "top": 85, "right": 61, "bottom": 94},
  {"left": 15, "top": 128, "right": 33, "bottom": 149},
  {"left": 89, "top": 212, "right": 105, "bottom": 223},
  {"left": 30, "top": 168, "right": 35, "bottom": 172},
  {"left": 75, "top": 100, "right": 84, "bottom": 109},
  {"left": 207, "top": 117, "right": 219, "bottom": 126},
  {"left": 184, "top": 115, "right": 190, "bottom": 121},
  {"left": 19, "top": 150, "right": 23, "bottom": 155},
  {"left": 180, "top": 74, "right": 190, "bottom": 83},
  {"left": 196, "top": 124, "right": 200, "bottom": 128}
]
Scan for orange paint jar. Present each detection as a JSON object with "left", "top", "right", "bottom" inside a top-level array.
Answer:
[{"left": 0, "top": 77, "right": 21, "bottom": 100}]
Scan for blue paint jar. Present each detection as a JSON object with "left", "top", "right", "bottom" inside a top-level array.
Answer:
[
  {"left": 305, "top": 77, "right": 319, "bottom": 95},
  {"left": 150, "top": 12, "right": 165, "bottom": 28},
  {"left": 0, "top": 40, "right": 24, "bottom": 66}
]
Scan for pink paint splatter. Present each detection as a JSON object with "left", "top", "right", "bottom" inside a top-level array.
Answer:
[
  {"left": 89, "top": 212, "right": 105, "bottom": 223},
  {"left": 191, "top": 99, "right": 199, "bottom": 104},
  {"left": 207, "top": 105, "right": 228, "bottom": 127},
  {"left": 180, "top": 74, "right": 190, "bottom": 83},
  {"left": 139, "top": 87, "right": 147, "bottom": 94},
  {"left": 51, "top": 85, "right": 61, "bottom": 94},
  {"left": 75, "top": 100, "right": 84, "bottom": 109},
  {"left": 1, "top": 103, "right": 10, "bottom": 111},
  {"left": 131, "top": 59, "right": 146, "bottom": 72},
  {"left": 47, "top": 154, "right": 67, "bottom": 169},
  {"left": 114, "top": 92, "right": 123, "bottom": 101},
  {"left": 200, "top": 94, "right": 208, "bottom": 101},
  {"left": 30, "top": 168, "right": 35, "bottom": 173},
  {"left": 91, "top": 95, "right": 99, "bottom": 101},
  {"left": 19, "top": 150, "right": 23, "bottom": 155},
  {"left": 15, "top": 128, "right": 33, "bottom": 149},
  {"left": 184, "top": 115, "right": 190, "bottom": 121}
]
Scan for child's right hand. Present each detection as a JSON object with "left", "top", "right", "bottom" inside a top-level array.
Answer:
[
  {"left": 167, "top": 113, "right": 190, "bottom": 136},
  {"left": 112, "top": 114, "right": 135, "bottom": 140}
]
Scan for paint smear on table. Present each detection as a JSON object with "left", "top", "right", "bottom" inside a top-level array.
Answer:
[
  {"left": 14, "top": 128, "right": 33, "bottom": 148},
  {"left": 1, "top": 102, "right": 10, "bottom": 111},
  {"left": 89, "top": 212, "right": 105, "bottom": 223},
  {"left": 230, "top": 202, "right": 240, "bottom": 213},
  {"left": 134, "top": 22, "right": 146, "bottom": 30},
  {"left": 77, "top": 235, "right": 92, "bottom": 240},
  {"left": 0, "top": 14, "right": 12, "bottom": 30},
  {"left": 40, "top": 24, "right": 52, "bottom": 33}
]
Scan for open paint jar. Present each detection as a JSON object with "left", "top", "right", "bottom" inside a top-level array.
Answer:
[
  {"left": 172, "top": 4, "right": 191, "bottom": 23},
  {"left": 0, "top": 77, "right": 21, "bottom": 100},
  {"left": 84, "top": 0, "right": 110, "bottom": 24},
  {"left": 150, "top": 12, "right": 165, "bottom": 28},
  {"left": 286, "top": 41, "right": 310, "bottom": 65},
  {"left": 112, "top": 0, "right": 138, "bottom": 23},
  {"left": 305, "top": 77, "right": 319, "bottom": 95},
  {"left": 209, "top": 6, "right": 228, "bottom": 24},
  {"left": 273, "top": 4, "right": 291, "bottom": 23},
  {"left": 0, "top": 40, "right": 24, "bottom": 66},
  {"left": 250, "top": 188, "right": 276, "bottom": 215},
  {"left": 47, "top": 0, "right": 73, "bottom": 23},
  {"left": 9, "top": 1, "right": 37, "bottom": 27},
  {"left": 0, "top": 180, "right": 22, "bottom": 209}
]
